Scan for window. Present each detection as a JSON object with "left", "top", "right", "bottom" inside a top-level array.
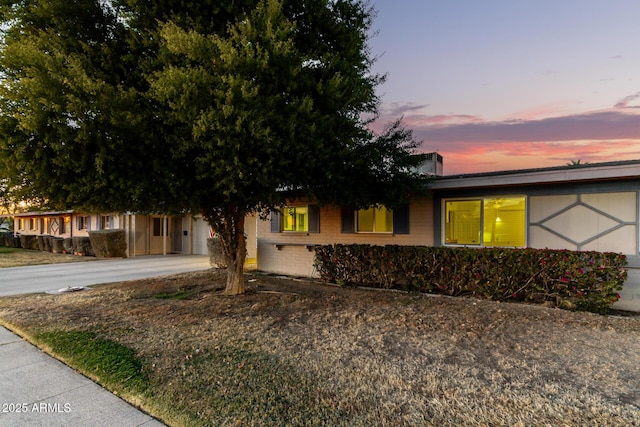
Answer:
[
  {"left": 270, "top": 205, "right": 320, "bottom": 233},
  {"left": 18, "top": 219, "right": 24, "bottom": 230},
  {"left": 341, "top": 204, "right": 410, "bottom": 234},
  {"left": 60, "top": 216, "right": 70, "bottom": 234},
  {"left": 78, "top": 216, "right": 89, "bottom": 230},
  {"left": 356, "top": 206, "right": 393, "bottom": 233},
  {"left": 29, "top": 218, "right": 36, "bottom": 230},
  {"left": 153, "top": 217, "right": 168, "bottom": 237},
  {"left": 444, "top": 197, "right": 526, "bottom": 247},
  {"left": 100, "top": 215, "right": 110, "bottom": 230},
  {"left": 282, "top": 207, "right": 308, "bottom": 232}
]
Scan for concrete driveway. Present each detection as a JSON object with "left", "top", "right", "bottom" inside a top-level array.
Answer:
[{"left": 0, "top": 255, "right": 211, "bottom": 296}]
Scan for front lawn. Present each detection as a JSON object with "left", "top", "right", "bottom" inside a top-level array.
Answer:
[
  {"left": 0, "top": 270, "right": 638, "bottom": 426},
  {"left": 0, "top": 247, "right": 96, "bottom": 268}
]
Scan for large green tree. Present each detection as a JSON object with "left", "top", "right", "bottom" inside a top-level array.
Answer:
[
  {"left": 0, "top": 0, "right": 428, "bottom": 294},
  {"left": 0, "top": 0, "right": 189, "bottom": 213}
]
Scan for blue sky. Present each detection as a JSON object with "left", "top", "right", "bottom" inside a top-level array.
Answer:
[{"left": 367, "top": 1, "right": 640, "bottom": 174}]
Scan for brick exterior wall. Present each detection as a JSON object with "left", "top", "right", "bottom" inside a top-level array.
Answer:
[{"left": 257, "top": 197, "right": 434, "bottom": 277}]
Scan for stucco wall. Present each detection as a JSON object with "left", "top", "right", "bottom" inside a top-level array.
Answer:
[
  {"left": 528, "top": 192, "right": 638, "bottom": 253},
  {"left": 616, "top": 260, "right": 640, "bottom": 312},
  {"left": 257, "top": 198, "right": 434, "bottom": 277}
]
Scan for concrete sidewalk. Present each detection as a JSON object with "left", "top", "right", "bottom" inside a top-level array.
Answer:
[
  {"left": 0, "top": 254, "right": 213, "bottom": 426},
  {"left": 0, "top": 327, "right": 164, "bottom": 426}
]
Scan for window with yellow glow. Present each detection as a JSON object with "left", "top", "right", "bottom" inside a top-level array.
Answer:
[
  {"left": 61, "top": 216, "right": 70, "bottom": 234},
  {"left": 444, "top": 197, "right": 526, "bottom": 247},
  {"left": 356, "top": 206, "right": 393, "bottom": 233},
  {"left": 482, "top": 198, "right": 526, "bottom": 247},
  {"left": 282, "top": 207, "right": 308, "bottom": 232},
  {"left": 445, "top": 200, "right": 481, "bottom": 244}
]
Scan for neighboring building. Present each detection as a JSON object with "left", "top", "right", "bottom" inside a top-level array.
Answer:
[
  {"left": 256, "top": 158, "right": 640, "bottom": 312},
  {"left": 11, "top": 210, "right": 258, "bottom": 263},
  {"left": 12, "top": 211, "right": 209, "bottom": 256}
]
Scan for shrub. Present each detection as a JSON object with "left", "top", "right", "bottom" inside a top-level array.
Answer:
[
  {"left": 0, "top": 232, "right": 12, "bottom": 247},
  {"left": 314, "top": 245, "right": 628, "bottom": 314},
  {"left": 88, "top": 229, "right": 126, "bottom": 258},
  {"left": 63, "top": 238, "right": 74, "bottom": 254},
  {"left": 20, "top": 234, "right": 39, "bottom": 250},
  {"left": 73, "top": 236, "right": 95, "bottom": 256},
  {"left": 35, "top": 235, "right": 54, "bottom": 252},
  {"left": 51, "top": 237, "right": 66, "bottom": 254}
]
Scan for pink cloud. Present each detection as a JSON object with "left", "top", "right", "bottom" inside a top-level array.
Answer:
[{"left": 372, "top": 99, "right": 640, "bottom": 175}]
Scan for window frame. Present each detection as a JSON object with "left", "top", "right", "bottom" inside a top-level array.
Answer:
[
  {"left": 281, "top": 206, "right": 309, "bottom": 233},
  {"left": 60, "top": 216, "right": 70, "bottom": 234},
  {"left": 443, "top": 196, "right": 527, "bottom": 248},
  {"left": 100, "top": 215, "right": 111, "bottom": 230},
  {"left": 270, "top": 205, "right": 320, "bottom": 234},
  {"left": 153, "top": 217, "right": 169, "bottom": 237},
  {"left": 78, "top": 216, "right": 89, "bottom": 231}
]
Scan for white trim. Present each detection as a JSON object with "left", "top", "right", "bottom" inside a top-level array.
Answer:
[{"left": 432, "top": 163, "right": 640, "bottom": 190}]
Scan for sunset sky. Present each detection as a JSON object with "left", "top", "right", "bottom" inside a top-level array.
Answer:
[{"left": 368, "top": 1, "right": 640, "bottom": 174}]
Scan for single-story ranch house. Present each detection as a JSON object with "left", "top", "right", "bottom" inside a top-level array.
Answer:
[
  {"left": 258, "top": 156, "right": 640, "bottom": 312},
  {"left": 10, "top": 155, "right": 640, "bottom": 312}
]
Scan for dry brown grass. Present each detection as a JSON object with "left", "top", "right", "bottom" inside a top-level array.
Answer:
[
  {"left": 0, "top": 269, "right": 639, "bottom": 426},
  {"left": 0, "top": 247, "right": 96, "bottom": 268}
]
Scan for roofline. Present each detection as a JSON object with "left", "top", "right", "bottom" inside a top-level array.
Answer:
[
  {"left": 12, "top": 210, "right": 75, "bottom": 217},
  {"left": 431, "top": 159, "right": 640, "bottom": 190}
]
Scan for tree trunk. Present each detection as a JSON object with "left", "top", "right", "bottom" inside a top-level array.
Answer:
[
  {"left": 204, "top": 206, "right": 248, "bottom": 295},
  {"left": 223, "top": 220, "right": 246, "bottom": 295}
]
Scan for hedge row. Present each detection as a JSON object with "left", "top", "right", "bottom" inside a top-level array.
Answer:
[
  {"left": 314, "top": 244, "right": 628, "bottom": 314},
  {"left": 0, "top": 230, "right": 127, "bottom": 258}
]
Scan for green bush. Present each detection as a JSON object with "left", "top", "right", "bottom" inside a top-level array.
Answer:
[
  {"left": 51, "top": 237, "right": 66, "bottom": 254},
  {"left": 72, "top": 236, "right": 95, "bottom": 256},
  {"left": 0, "top": 232, "right": 16, "bottom": 247},
  {"left": 63, "top": 238, "right": 73, "bottom": 253},
  {"left": 20, "top": 234, "right": 39, "bottom": 250},
  {"left": 314, "top": 245, "right": 628, "bottom": 314},
  {"left": 89, "top": 229, "right": 126, "bottom": 258}
]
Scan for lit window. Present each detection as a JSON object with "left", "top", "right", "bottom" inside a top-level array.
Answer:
[
  {"left": 59, "top": 216, "right": 70, "bottom": 234},
  {"left": 444, "top": 197, "right": 526, "bottom": 247},
  {"left": 445, "top": 200, "right": 481, "bottom": 244},
  {"left": 282, "top": 207, "right": 308, "bottom": 232},
  {"left": 356, "top": 206, "right": 393, "bottom": 233},
  {"left": 482, "top": 198, "right": 526, "bottom": 247}
]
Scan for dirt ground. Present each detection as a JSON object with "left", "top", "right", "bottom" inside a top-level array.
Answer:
[{"left": 0, "top": 269, "right": 639, "bottom": 426}]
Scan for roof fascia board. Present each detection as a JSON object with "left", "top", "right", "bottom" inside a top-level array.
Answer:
[{"left": 431, "top": 163, "right": 640, "bottom": 190}]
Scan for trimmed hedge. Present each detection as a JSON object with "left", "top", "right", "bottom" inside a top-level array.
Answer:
[
  {"left": 89, "top": 229, "right": 126, "bottom": 258},
  {"left": 0, "top": 232, "right": 20, "bottom": 248},
  {"left": 314, "top": 244, "right": 628, "bottom": 314},
  {"left": 73, "top": 236, "right": 95, "bottom": 256},
  {"left": 51, "top": 237, "right": 66, "bottom": 254},
  {"left": 20, "top": 234, "right": 39, "bottom": 250}
]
